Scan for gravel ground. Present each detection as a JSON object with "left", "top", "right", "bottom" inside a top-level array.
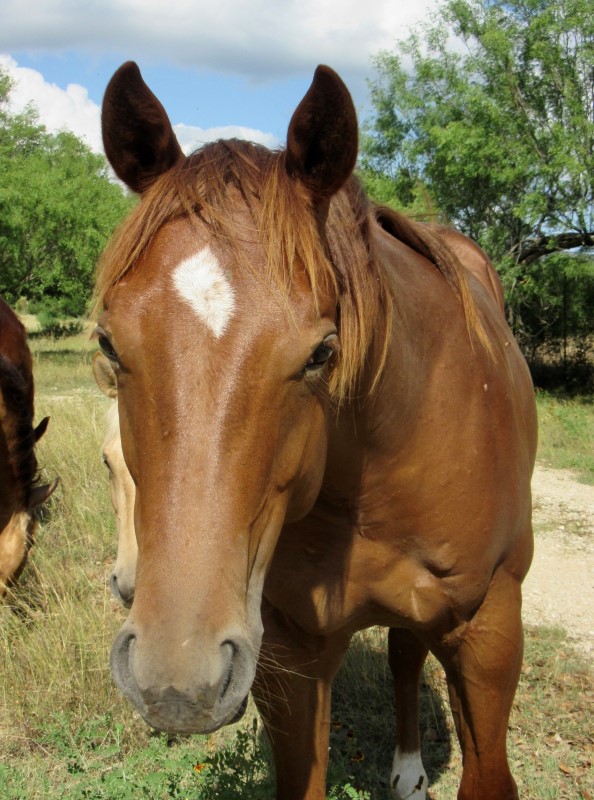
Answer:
[{"left": 524, "top": 465, "right": 594, "bottom": 658}]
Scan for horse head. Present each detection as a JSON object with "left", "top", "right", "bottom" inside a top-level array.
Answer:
[
  {"left": 93, "top": 351, "right": 137, "bottom": 608},
  {"left": 0, "top": 392, "right": 57, "bottom": 594},
  {"left": 98, "top": 62, "right": 358, "bottom": 733}
]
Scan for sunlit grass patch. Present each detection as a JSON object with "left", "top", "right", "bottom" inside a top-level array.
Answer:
[
  {"left": 510, "top": 627, "right": 593, "bottom": 800},
  {"left": 30, "top": 325, "right": 98, "bottom": 397},
  {"left": 536, "top": 391, "right": 594, "bottom": 484}
]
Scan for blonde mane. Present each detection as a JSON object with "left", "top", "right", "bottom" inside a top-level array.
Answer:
[{"left": 94, "top": 140, "right": 479, "bottom": 401}]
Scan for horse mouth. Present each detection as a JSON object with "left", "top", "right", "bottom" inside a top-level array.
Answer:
[
  {"left": 111, "top": 627, "right": 253, "bottom": 734},
  {"left": 109, "top": 573, "right": 135, "bottom": 608},
  {"left": 144, "top": 693, "right": 249, "bottom": 734},
  {"left": 231, "top": 694, "right": 249, "bottom": 723}
]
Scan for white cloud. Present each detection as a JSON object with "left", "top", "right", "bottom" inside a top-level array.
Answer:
[
  {"left": 0, "top": 54, "right": 102, "bottom": 151},
  {"left": 0, "top": 1, "right": 444, "bottom": 155},
  {"left": 0, "top": 0, "right": 443, "bottom": 80},
  {"left": 0, "top": 55, "right": 279, "bottom": 155},
  {"left": 174, "top": 123, "right": 279, "bottom": 153}
]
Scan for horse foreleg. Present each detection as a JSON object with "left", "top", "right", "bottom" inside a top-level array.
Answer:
[
  {"left": 253, "top": 602, "right": 350, "bottom": 800},
  {"left": 388, "top": 627, "right": 429, "bottom": 799},
  {"left": 433, "top": 569, "right": 524, "bottom": 800}
]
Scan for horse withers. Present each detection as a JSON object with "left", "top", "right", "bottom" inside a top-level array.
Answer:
[
  {"left": 95, "top": 62, "right": 537, "bottom": 800},
  {"left": 92, "top": 351, "right": 137, "bottom": 607},
  {"left": 0, "top": 298, "right": 57, "bottom": 594}
]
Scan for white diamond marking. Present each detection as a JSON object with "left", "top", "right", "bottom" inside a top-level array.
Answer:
[{"left": 172, "top": 246, "right": 235, "bottom": 338}]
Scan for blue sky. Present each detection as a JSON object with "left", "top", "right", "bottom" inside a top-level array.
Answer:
[
  {"left": 0, "top": 0, "right": 443, "bottom": 156},
  {"left": 7, "top": 51, "right": 315, "bottom": 140}
]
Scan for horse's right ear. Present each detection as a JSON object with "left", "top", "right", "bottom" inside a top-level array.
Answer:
[
  {"left": 92, "top": 352, "right": 118, "bottom": 399},
  {"left": 30, "top": 477, "right": 59, "bottom": 509},
  {"left": 102, "top": 61, "right": 183, "bottom": 194}
]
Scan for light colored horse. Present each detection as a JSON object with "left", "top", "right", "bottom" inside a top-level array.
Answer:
[
  {"left": 92, "top": 352, "right": 137, "bottom": 608},
  {"left": 94, "top": 62, "right": 537, "bottom": 800},
  {"left": 0, "top": 298, "right": 57, "bottom": 594}
]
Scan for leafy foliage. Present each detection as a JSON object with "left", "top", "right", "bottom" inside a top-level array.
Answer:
[
  {"left": 0, "top": 69, "right": 134, "bottom": 317},
  {"left": 510, "top": 252, "right": 594, "bottom": 355},
  {"left": 363, "top": 0, "right": 594, "bottom": 254},
  {"left": 361, "top": 0, "right": 594, "bottom": 381}
]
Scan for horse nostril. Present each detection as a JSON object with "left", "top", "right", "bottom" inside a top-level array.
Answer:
[
  {"left": 220, "top": 640, "right": 236, "bottom": 699},
  {"left": 110, "top": 573, "right": 134, "bottom": 608},
  {"left": 110, "top": 628, "right": 145, "bottom": 711},
  {"left": 110, "top": 573, "right": 121, "bottom": 600},
  {"left": 111, "top": 629, "right": 135, "bottom": 679}
]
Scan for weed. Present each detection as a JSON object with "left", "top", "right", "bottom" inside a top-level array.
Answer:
[{"left": 196, "top": 719, "right": 273, "bottom": 799}]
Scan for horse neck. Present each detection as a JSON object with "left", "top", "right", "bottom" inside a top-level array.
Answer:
[{"left": 330, "top": 227, "right": 460, "bottom": 464}]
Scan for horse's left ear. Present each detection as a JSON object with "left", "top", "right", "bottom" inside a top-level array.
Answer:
[
  {"left": 102, "top": 61, "right": 184, "bottom": 194},
  {"left": 285, "top": 65, "right": 358, "bottom": 206},
  {"left": 34, "top": 416, "right": 50, "bottom": 442}
]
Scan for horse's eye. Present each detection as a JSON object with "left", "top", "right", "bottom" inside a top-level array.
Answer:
[
  {"left": 304, "top": 335, "right": 339, "bottom": 373},
  {"left": 98, "top": 334, "right": 119, "bottom": 363},
  {"left": 102, "top": 453, "right": 112, "bottom": 472}
]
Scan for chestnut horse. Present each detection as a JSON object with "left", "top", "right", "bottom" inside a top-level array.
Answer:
[
  {"left": 96, "top": 62, "right": 537, "bottom": 800},
  {"left": 91, "top": 239, "right": 503, "bottom": 619},
  {"left": 92, "top": 351, "right": 137, "bottom": 607},
  {"left": 0, "top": 298, "right": 57, "bottom": 593}
]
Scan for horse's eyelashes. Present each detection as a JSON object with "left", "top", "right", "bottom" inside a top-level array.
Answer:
[
  {"left": 304, "top": 335, "right": 339, "bottom": 373},
  {"left": 98, "top": 335, "right": 119, "bottom": 363},
  {"left": 305, "top": 345, "right": 332, "bottom": 370}
]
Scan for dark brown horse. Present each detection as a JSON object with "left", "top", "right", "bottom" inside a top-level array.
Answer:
[
  {"left": 0, "top": 298, "right": 56, "bottom": 593},
  {"left": 96, "top": 62, "right": 537, "bottom": 800}
]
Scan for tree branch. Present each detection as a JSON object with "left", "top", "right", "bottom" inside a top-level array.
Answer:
[{"left": 514, "top": 231, "right": 594, "bottom": 264}]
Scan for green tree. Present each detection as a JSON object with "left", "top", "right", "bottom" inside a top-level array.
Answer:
[
  {"left": 0, "top": 69, "right": 134, "bottom": 317},
  {"left": 363, "top": 0, "right": 594, "bottom": 255},
  {"left": 361, "top": 0, "right": 594, "bottom": 375}
]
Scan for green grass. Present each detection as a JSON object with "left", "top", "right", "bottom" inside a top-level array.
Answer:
[
  {"left": 29, "top": 323, "right": 98, "bottom": 396},
  {"left": 536, "top": 391, "right": 594, "bottom": 483},
  {"left": 0, "top": 333, "right": 591, "bottom": 798}
]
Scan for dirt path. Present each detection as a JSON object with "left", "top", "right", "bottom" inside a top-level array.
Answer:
[{"left": 524, "top": 465, "right": 594, "bottom": 658}]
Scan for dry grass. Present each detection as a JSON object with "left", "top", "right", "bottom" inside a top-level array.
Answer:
[{"left": 0, "top": 333, "right": 591, "bottom": 798}]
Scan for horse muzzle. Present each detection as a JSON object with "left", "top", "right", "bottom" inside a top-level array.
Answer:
[
  {"left": 110, "top": 624, "right": 255, "bottom": 733},
  {"left": 109, "top": 568, "right": 135, "bottom": 608}
]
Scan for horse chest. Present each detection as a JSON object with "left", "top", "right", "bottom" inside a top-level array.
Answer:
[{"left": 264, "top": 511, "right": 462, "bottom": 636}]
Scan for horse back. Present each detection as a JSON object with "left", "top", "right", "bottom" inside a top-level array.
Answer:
[
  {"left": 0, "top": 298, "right": 34, "bottom": 412},
  {"left": 369, "top": 222, "right": 537, "bottom": 536}
]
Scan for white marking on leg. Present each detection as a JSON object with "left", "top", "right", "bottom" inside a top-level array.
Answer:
[
  {"left": 390, "top": 748, "right": 428, "bottom": 799},
  {"left": 172, "top": 246, "right": 235, "bottom": 338}
]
